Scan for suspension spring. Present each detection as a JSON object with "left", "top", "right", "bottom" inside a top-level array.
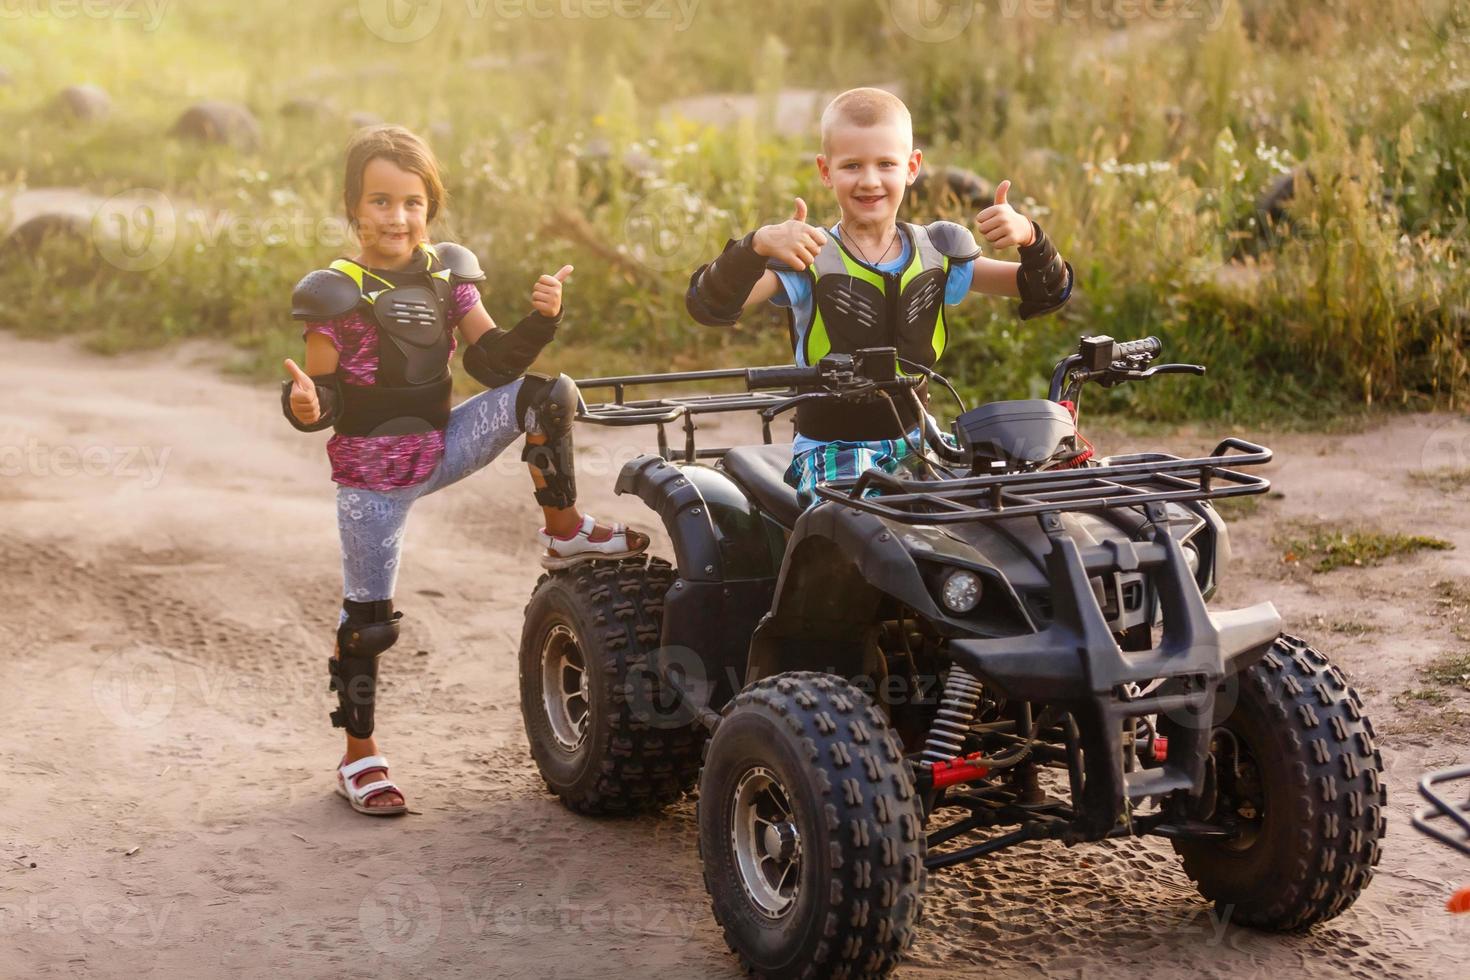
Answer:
[{"left": 922, "top": 667, "right": 984, "bottom": 764}]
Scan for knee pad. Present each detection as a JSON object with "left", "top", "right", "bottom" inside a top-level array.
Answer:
[
  {"left": 518, "top": 373, "right": 579, "bottom": 509},
  {"left": 329, "top": 598, "right": 401, "bottom": 739}
]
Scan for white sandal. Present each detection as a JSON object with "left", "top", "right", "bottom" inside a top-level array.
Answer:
[
  {"left": 336, "top": 755, "right": 407, "bottom": 816},
  {"left": 538, "top": 515, "right": 649, "bottom": 570}
]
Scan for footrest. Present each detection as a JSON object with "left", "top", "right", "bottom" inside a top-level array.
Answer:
[{"left": 1125, "top": 766, "right": 1194, "bottom": 801}]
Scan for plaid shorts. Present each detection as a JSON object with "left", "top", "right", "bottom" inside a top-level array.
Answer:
[{"left": 784, "top": 430, "right": 926, "bottom": 508}]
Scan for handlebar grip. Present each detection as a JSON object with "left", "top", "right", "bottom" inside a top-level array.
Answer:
[
  {"left": 746, "top": 365, "right": 823, "bottom": 390},
  {"left": 1114, "top": 336, "right": 1162, "bottom": 360}
]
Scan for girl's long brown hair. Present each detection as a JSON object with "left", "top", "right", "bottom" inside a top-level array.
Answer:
[{"left": 342, "top": 124, "right": 447, "bottom": 228}]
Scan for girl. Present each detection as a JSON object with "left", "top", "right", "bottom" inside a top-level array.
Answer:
[{"left": 283, "top": 125, "right": 647, "bottom": 816}]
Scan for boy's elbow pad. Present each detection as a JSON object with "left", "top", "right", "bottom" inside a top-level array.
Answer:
[
  {"left": 1017, "top": 261, "right": 1074, "bottom": 320},
  {"left": 686, "top": 265, "right": 742, "bottom": 326},
  {"left": 1016, "top": 222, "right": 1074, "bottom": 320}
]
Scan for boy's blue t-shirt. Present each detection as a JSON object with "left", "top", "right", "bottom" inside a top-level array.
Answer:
[{"left": 771, "top": 224, "right": 975, "bottom": 456}]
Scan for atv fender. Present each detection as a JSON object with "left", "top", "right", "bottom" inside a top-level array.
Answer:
[{"left": 614, "top": 454, "right": 784, "bottom": 717}]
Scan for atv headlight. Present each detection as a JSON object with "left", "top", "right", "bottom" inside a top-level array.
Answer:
[{"left": 940, "top": 569, "right": 983, "bottom": 614}]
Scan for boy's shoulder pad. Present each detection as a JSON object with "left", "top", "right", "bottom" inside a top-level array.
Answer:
[
  {"left": 920, "top": 220, "right": 982, "bottom": 261},
  {"left": 291, "top": 268, "right": 361, "bottom": 321},
  {"left": 429, "top": 241, "right": 487, "bottom": 283}
]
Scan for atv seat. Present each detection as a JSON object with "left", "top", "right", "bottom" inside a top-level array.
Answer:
[{"left": 721, "top": 443, "right": 803, "bottom": 527}]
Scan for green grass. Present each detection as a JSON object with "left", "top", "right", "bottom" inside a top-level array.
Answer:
[
  {"left": 1278, "top": 523, "right": 1454, "bottom": 572},
  {"left": 0, "top": 0, "right": 1466, "bottom": 421},
  {"left": 1304, "top": 614, "right": 1380, "bottom": 636},
  {"left": 1211, "top": 489, "right": 1285, "bottom": 520},
  {"left": 1393, "top": 687, "right": 1453, "bottom": 708},
  {"left": 1421, "top": 653, "right": 1470, "bottom": 690}
]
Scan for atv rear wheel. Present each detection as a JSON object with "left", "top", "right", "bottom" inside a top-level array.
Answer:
[
  {"left": 519, "top": 556, "right": 705, "bottom": 814},
  {"left": 1166, "top": 634, "right": 1386, "bottom": 930},
  {"left": 698, "top": 672, "right": 925, "bottom": 980}
]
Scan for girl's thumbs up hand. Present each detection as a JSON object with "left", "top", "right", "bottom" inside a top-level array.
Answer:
[
  {"left": 975, "top": 179, "right": 1037, "bottom": 250},
  {"left": 532, "top": 264, "right": 573, "bottom": 318},
  {"left": 283, "top": 358, "right": 320, "bottom": 424}
]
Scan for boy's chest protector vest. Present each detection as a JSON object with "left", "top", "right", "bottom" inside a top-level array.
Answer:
[
  {"left": 790, "top": 222, "right": 962, "bottom": 442},
  {"left": 800, "top": 222, "right": 952, "bottom": 371},
  {"left": 331, "top": 244, "right": 458, "bottom": 436}
]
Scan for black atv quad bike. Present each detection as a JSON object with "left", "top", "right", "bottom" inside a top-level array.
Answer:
[{"left": 518, "top": 336, "right": 1387, "bottom": 979}]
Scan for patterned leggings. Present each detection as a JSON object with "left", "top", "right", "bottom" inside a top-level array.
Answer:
[{"left": 335, "top": 379, "right": 529, "bottom": 623}]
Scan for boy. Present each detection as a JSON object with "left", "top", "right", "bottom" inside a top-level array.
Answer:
[{"left": 685, "top": 87, "right": 1073, "bottom": 503}]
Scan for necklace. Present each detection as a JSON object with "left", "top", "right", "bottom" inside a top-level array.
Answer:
[{"left": 845, "top": 224, "right": 899, "bottom": 267}]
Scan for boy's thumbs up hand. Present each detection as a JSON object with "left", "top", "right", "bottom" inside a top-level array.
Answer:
[
  {"left": 283, "top": 358, "right": 320, "bottom": 424},
  {"left": 975, "top": 178, "right": 1037, "bottom": 250},
  {"left": 531, "top": 264, "right": 573, "bottom": 317},
  {"left": 752, "top": 197, "right": 827, "bottom": 270}
]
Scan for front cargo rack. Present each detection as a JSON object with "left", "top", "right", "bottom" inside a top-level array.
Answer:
[{"left": 813, "top": 438, "right": 1273, "bottom": 524}]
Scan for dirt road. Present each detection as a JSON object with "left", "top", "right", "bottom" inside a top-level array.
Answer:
[{"left": 1, "top": 335, "right": 1465, "bottom": 978}]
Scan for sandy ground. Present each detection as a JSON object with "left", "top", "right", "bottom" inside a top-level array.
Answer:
[{"left": 1, "top": 335, "right": 1466, "bottom": 979}]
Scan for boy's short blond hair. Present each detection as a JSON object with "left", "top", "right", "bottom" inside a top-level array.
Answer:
[{"left": 819, "top": 88, "right": 913, "bottom": 153}]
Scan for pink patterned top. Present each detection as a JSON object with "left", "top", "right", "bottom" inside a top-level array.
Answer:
[{"left": 302, "top": 264, "right": 481, "bottom": 491}]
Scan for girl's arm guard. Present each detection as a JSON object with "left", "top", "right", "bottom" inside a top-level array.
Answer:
[
  {"left": 281, "top": 373, "right": 341, "bottom": 432},
  {"left": 463, "top": 310, "right": 562, "bottom": 389}
]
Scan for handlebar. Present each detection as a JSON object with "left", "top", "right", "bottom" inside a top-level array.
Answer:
[
  {"left": 1050, "top": 334, "right": 1203, "bottom": 401},
  {"left": 745, "top": 364, "right": 824, "bottom": 390},
  {"left": 744, "top": 350, "right": 924, "bottom": 395},
  {"left": 1114, "top": 336, "right": 1161, "bottom": 361}
]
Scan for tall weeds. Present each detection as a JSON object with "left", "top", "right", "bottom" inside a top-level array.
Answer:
[{"left": 0, "top": 0, "right": 1464, "bottom": 420}]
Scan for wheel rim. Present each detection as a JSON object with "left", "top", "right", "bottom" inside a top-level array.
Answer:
[
  {"left": 731, "top": 767, "right": 802, "bottom": 918},
  {"left": 540, "top": 624, "right": 589, "bottom": 752}
]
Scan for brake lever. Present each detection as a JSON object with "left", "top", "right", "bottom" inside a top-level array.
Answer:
[
  {"left": 1150, "top": 363, "right": 1207, "bottom": 376},
  {"left": 1097, "top": 363, "right": 1207, "bottom": 387}
]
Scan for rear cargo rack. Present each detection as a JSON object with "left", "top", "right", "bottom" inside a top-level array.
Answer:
[
  {"left": 573, "top": 367, "right": 798, "bottom": 462},
  {"left": 813, "top": 438, "right": 1272, "bottom": 523}
]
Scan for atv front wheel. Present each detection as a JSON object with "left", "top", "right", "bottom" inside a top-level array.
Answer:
[
  {"left": 1166, "top": 634, "right": 1386, "bottom": 930},
  {"left": 698, "top": 672, "right": 925, "bottom": 980},
  {"left": 519, "top": 556, "right": 705, "bottom": 814}
]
